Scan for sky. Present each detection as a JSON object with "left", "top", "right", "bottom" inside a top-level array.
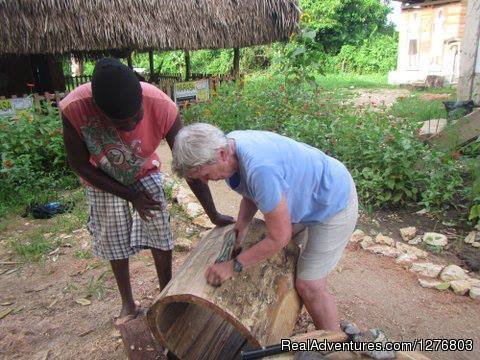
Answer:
[{"left": 388, "top": 1, "right": 402, "bottom": 30}]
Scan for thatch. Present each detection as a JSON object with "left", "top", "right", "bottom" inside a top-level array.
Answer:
[{"left": 0, "top": 0, "right": 300, "bottom": 56}]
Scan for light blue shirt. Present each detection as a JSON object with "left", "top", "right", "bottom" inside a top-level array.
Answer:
[{"left": 226, "top": 130, "right": 352, "bottom": 224}]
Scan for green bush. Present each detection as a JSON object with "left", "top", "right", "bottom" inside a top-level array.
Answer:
[
  {"left": 182, "top": 74, "right": 468, "bottom": 217},
  {"left": 329, "top": 33, "right": 398, "bottom": 74},
  {"left": 0, "top": 104, "right": 78, "bottom": 214}
]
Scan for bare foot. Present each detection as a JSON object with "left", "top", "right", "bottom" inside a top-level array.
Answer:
[{"left": 116, "top": 301, "right": 142, "bottom": 326}]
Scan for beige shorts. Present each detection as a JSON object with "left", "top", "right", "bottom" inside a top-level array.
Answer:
[{"left": 292, "top": 179, "right": 358, "bottom": 280}]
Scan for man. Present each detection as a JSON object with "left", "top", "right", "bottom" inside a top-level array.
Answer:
[
  {"left": 60, "top": 58, "right": 232, "bottom": 321},
  {"left": 172, "top": 123, "right": 358, "bottom": 331}
]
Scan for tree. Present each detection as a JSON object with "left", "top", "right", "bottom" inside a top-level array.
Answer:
[{"left": 300, "top": 0, "right": 393, "bottom": 53}]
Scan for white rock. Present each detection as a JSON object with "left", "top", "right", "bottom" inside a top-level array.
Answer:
[
  {"left": 193, "top": 214, "right": 214, "bottom": 229},
  {"left": 450, "top": 280, "right": 471, "bottom": 296},
  {"left": 416, "top": 209, "right": 428, "bottom": 215},
  {"left": 360, "top": 236, "right": 374, "bottom": 250},
  {"left": 175, "top": 186, "right": 195, "bottom": 205},
  {"left": 418, "top": 277, "right": 442, "bottom": 289},
  {"left": 396, "top": 253, "right": 417, "bottom": 264},
  {"left": 410, "top": 262, "right": 444, "bottom": 278},
  {"left": 418, "top": 118, "right": 447, "bottom": 140},
  {"left": 185, "top": 202, "right": 204, "bottom": 218},
  {"left": 423, "top": 232, "right": 448, "bottom": 247},
  {"left": 471, "top": 242, "right": 480, "bottom": 248},
  {"left": 367, "top": 245, "right": 402, "bottom": 258},
  {"left": 469, "top": 287, "right": 480, "bottom": 299},
  {"left": 464, "top": 231, "right": 476, "bottom": 244},
  {"left": 440, "top": 264, "right": 468, "bottom": 281},
  {"left": 396, "top": 242, "right": 428, "bottom": 259},
  {"left": 400, "top": 227, "right": 417, "bottom": 241},
  {"left": 408, "top": 236, "right": 422, "bottom": 245},
  {"left": 468, "top": 278, "right": 480, "bottom": 288},
  {"left": 350, "top": 229, "right": 366, "bottom": 243},
  {"left": 174, "top": 237, "right": 192, "bottom": 252},
  {"left": 374, "top": 233, "right": 396, "bottom": 246}
]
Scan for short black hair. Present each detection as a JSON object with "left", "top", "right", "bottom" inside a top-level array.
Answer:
[{"left": 91, "top": 57, "right": 142, "bottom": 120}]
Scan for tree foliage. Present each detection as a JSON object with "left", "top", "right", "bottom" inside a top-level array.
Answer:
[{"left": 300, "top": 0, "right": 394, "bottom": 53}]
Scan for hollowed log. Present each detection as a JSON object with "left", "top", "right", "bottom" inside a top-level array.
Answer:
[{"left": 147, "top": 219, "right": 301, "bottom": 360}]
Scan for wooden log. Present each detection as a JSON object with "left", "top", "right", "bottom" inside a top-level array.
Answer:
[
  {"left": 430, "top": 108, "right": 480, "bottom": 148},
  {"left": 147, "top": 219, "right": 301, "bottom": 360}
]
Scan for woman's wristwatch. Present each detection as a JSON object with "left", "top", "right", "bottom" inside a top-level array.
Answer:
[{"left": 233, "top": 257, "right": 243, "bottom": 273}]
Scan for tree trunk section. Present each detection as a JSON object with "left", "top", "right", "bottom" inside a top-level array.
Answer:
[
  {"left": 184, "top": 50, "right": 191, "bottom": 81},
  {"left": 232, "top": 48, "right": 240, "bottom": 80},
  {"left": 147, "top": 219, "right": 301, "bottom": 360}
]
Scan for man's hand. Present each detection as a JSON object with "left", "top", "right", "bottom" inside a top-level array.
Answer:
[
  {"left": 209, "top": 213, "right": 235, "bottom": 226},
  {"left": 205, "top": 260, "right": 234, "bottom": 287},
  {"left": 131, "top": 190, "right": 163, "bottom": 221}
]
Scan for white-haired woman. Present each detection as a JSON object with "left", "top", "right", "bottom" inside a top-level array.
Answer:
[{"left": 172, "top": 123, "right": 358, "bottom": 331}]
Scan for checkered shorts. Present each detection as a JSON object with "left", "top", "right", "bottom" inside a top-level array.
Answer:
[{"left": 85, "top": 173, "right": 173, "bottom": 260}]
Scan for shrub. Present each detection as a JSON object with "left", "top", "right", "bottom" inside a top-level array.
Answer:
[
  {"left": 0, "top": 103, "right": 78, "bottom": 214},
  {"left": 182, "top": 74, "right": 468, "bottom": 217}
]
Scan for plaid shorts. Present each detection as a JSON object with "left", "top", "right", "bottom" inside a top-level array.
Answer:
[{"left": 85, "top": 173, "right": 173, "bottom": 260}]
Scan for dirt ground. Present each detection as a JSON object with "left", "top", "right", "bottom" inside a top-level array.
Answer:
[{"left": 1, "top": 95, "right": 479, "bottom": 360}]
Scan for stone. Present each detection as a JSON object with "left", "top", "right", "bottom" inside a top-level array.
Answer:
[
  {"left": 374, "top": 233, "right": 396, "bottom": 246},
  {"left": 469, "top": 287, "right": 480, "bottom": 299},
  {"left": 367, "top": 245, "right": 402, "bottom": 258},
  {"left": 410, "top": 262, "right": 444, "bottom": 278},
  {"left": 350, "top": 229, "right": 366, "bottom": 243},
  {"left": 463, "top": 231, "right": 476, "bottom": 244},
  {"left": 174, "top": 237, "right": 192, "bottom": 252},
  {"left": 471, "top": 242, "right": 480, "bottom": 248},
  {"left": 449, "top": 280, "right": 471, "bottom": 296},
  {"left": 175, "top": 186, "right": 195, "bottom": 206},
  {"left": 418, "top": 277, "right": 442, "bottom": 289},
  {"left": 396, "top": 242, "right": 428, "bottom": 259},
  {"left": 408, "top": 236, "right": 422, "bottom": 245},
  {"left": 467, "top": 278, "right": 480, "bottom": 288},
  {"left": 185, "top": 202, "right": 204, "bottom": 218},
  {"left": 423, "top": 232, "right": 448, "bottom": 247},
  {"left": 193, "top": 214, "right": 214, "bottom": 229},
  {"left": 360, "top": 236, "right": 374, "bottom": 250},
  {"left": 396, "top": 253, "right": 417, "bottom": 264},
  {"left": 418, "top": 118, "right": 447, "bottom": 140},
  {"left": 439, "top": 264, "right": 468, "bottom": 282},
  {"left": 400, "top": 227, "right": 417, "bottom": 241}
]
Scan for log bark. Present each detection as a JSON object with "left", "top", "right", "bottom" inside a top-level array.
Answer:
[{"left": 147, "top": 218, "right": 301, "bottom": 360}]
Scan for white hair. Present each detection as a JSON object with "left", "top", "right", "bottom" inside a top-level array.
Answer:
[{"left": 172, "top": 123, "right": 228, "bottom": 178}]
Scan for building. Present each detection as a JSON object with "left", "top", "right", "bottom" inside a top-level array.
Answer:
[
  {"left": 388, "top": 0, "right": 468, "bottom": 86},
  {"left": 0, "top": 0, "right": 299, "bottom": 98}
]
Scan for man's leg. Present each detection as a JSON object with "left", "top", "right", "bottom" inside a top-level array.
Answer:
[
  {"left": 151, "top": 248, "right": 172, "bottom": 290},
  {"left": 296, "top": 277, "right": 339, "bottom": 331},
  {"left": 110, "top": 258, "right": 138, "bottom": 317}
]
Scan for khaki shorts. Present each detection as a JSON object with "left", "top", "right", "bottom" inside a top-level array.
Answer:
[{"left": 292, "top": 178, "right": 358, "bottom": 280}]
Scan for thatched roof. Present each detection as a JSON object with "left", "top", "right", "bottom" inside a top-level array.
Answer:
[{"left": 0, "top": 0, "right": 300, "bottom": 56}]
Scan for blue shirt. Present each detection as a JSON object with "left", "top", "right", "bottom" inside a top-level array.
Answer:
[{"left": 226, "top": 130, "right": 352, "bottom": 224}]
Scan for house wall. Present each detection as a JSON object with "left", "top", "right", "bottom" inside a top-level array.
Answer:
[{"left": 390, "top": 0, "right": 468, "bottom": 85}]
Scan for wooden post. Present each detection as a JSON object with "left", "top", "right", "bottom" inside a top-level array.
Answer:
[
  {"left": 147, "top": 219, "right": 301, "bottom": 360},
  {"left": 148, "top": 49, "right": 155, "bottom": 82},
  {"left": 184, "top": 50, "right": 191, "bottom": 81},
  {"left": 127, "top": 51, "right": 133, "bottom": 69},
  {"left": 457, "top": 0, "right": 480, "bottom": 101},
  {"left": 232, "top": 48, "right": 240, "bottom": 80}
]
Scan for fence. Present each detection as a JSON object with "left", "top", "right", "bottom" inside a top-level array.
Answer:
[
  {"left": 0, "top": 73, "right": 239, "bottom": 116},
  {"left": 64, "top": 75, "right": 93, "bottom": 92}
]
